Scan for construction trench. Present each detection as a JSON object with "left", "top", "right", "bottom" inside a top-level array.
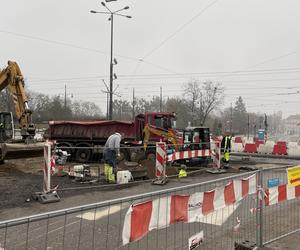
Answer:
[{"left": 1, "top": 150, "right": 300, "bottom": 211}]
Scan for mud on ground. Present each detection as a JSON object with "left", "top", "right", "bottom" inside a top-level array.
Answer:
[
  {"left": 0, "top": 157, "right": 173, "bottom": 209},
  {"left": 0, "top": 158, "right": 85, "bottom": 209}
]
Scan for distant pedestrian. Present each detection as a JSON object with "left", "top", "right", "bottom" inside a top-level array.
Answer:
[{"left": 103, "top": 132, "right": 122, "bottom": 183}]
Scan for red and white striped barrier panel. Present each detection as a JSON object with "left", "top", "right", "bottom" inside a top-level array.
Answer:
[
  {"left": 122, "top": 174, "right": 256, "bottom": 245},
  {"left": 167, "top": 149, "right": 211, "bottom": 162},
  {"left": 43, "top": 142, "right": 51, "bottom": 193},
  {"left": 156, "top": 142, "right": 166, "bottom": 178},
  {"left": 43, "top": 140, "right": 55, "bottom": 193},
  {"left": 211, "top": 141, "right": 221, "bottom": 169},
  {"left": 265, "top": 183, "right": 300, "bottom": 206}
]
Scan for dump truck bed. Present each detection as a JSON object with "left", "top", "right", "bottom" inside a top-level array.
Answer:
[{"left": 47, "top": 120, "right": 136, "bottom": 141}]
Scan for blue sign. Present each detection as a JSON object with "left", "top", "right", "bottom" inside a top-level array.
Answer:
[
  {"left": 267, "top": 178, "right": 280, "bottom": 188},
  {"left": 258, "top": 129, "right": 265, "bottom": 140}
]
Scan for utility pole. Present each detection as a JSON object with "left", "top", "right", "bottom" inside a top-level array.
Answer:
[
  {"left": 132, "top": 88, "right": 135, "bottom": 119},
  {"left": 160, "top": 86, "right": 162, "bottom": 112},
  {"left": 109, "top": 13, "right": 114, "bottom": 120},
  {"left": 247, "top": 113, "right": 250, "bottom": 139},
  {"left": 102, "top": 80, "right": 110, "bottom": 120},
  {"left": 64, "top": 84, "right": 67, "bottom": 113},
  {"left": 90, "top": 2, "right": 131, "bottom": 120},
  {"left": 230, "top": 102, "right": 233, "bottom": 134}
]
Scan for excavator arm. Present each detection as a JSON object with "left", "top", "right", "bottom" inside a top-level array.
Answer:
[
  {"left": 0, "top": 61, "right": 35, "bottom": 141},
  {"left": 143, "top": 123, "right": 179, "bottom": 150}
]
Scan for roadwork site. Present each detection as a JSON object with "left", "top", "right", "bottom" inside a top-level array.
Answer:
[
  {"left": 0, "top": 154, "right": 298, "bottom": 216},
  {"left": 2, "top": 1, "right": 300, "bottom": 248},
  {"left": 0, "top": 154, "right": 300, "bottom": 250}
]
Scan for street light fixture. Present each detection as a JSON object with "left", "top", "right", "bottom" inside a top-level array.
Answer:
[{"left": 90, "top": 1, "right": 131, "bottom": 120}]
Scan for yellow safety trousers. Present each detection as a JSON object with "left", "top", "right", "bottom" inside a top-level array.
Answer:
[
  {"left": 104, "top": 163, "right": 115, "bottom": 183},
  {"left": 224, "top": 151, "right": 229, "bottom": 161}
]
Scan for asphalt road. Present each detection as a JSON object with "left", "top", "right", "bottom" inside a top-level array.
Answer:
[{"left": 1, "top": 158, "right": 300, "bottom": 249}]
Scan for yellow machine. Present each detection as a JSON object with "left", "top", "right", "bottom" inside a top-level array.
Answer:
[
  {"left": 0, "top": 61, "right": 35, "bottom": 142},
  {"left": 143, "top": 123, "right": 179, "bottom": 150}
]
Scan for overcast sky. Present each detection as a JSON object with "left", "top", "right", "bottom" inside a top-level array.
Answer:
[{"left": 1, "top": 0, "right": 300, "bottom": 118}]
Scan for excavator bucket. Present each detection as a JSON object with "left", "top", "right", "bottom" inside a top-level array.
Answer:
[{"left": 0, "top": 142, "right": 44, "bottom": 162}]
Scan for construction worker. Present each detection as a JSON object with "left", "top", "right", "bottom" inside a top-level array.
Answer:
[
  {"left": 103, "top": 132, "right": 122, "bottom": 183},
  {"left": 221, "top": 132, "right": 231, "bottom": 168}
]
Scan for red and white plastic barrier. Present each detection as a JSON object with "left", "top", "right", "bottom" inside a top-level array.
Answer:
[
  {"left": 122, "top": 174, "right": 256, "bottom": 245},
  {"left": 265, "top": 183, "right": 300, "bottom": 206},
  {"left": 155, "top": 142, "right": 166, "bottom": 178},
  {"left": 167, "top": 149, "right": 211, "bottom": 162},
  {"left": 231, "top": 137, "right": 300, "bottom": 157}
]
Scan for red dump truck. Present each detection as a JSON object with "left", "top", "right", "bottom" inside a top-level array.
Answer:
[{"left": 46, "top": 112, "right": 177, "bottom": 162}]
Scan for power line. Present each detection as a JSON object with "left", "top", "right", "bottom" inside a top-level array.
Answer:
[
  {"left": 27, "top": 67, "right": 300, "bottom": 83},
  {"left": 141, "top": 0, "right": 220, "bottom": 60},
  {"left": 0, "top": 29, "right": 177, "bottom": 74}
]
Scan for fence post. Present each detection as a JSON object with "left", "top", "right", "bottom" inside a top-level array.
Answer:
[{"left": 256, "top": 168, "right": 263, "bottom": 247}]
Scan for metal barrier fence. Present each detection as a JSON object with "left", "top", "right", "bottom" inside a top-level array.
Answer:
[
  {"left": 261, "top": 166, "right": 300, "bottom": 246},
  {"left": 0, "top": 171, "right": 258, "bottom": 250},
  {"left": 1, "top": 166, "right": 300, "bottom": 249}
]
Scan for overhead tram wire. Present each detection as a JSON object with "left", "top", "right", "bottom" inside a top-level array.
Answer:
[
  {"left": 140, "top": 0, "right": 220, "bottom": 60},
  {"left": 126, "top": 0, "right": 219, "bottom": 90},
  {"left": 27, "top": 66, "right": 300, "bottom": 83},
  {"left": 0, "top": 29, "right": 177, "bottom": 74}
]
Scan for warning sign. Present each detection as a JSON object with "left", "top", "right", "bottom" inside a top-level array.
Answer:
[
  {"left": 188, "top": 231, "right": 203, "bottom": 250},
  {"left": 287, "top": 166, "right": 300, "bottom": 187}
]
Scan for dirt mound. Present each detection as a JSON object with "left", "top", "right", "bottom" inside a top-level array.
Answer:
[{"left": 138, "top": 159, "right": 178, "bottom": 179}]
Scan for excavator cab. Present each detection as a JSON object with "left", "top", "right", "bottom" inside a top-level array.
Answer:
[
  {"left": 0, "top": 112, "right": 14, "bottom": 142},
  {"left": 183, "top": 127, "right": 210, "bottom": 150}
]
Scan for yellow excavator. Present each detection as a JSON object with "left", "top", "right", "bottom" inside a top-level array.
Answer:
[
  {"left": 0, "top": 61, "right": 36, "bottom": 142},
  {"left": 143, "top": 123, "right": 180, "bottom": 150},
  {"left": 0, "top": 61, "right": 42, "bottom": 163}
]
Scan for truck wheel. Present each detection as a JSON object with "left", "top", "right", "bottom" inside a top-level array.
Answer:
[
  {"left": 118, "top": 148, "right": 130, "bottom": 162},
  {"left": 75, "top": 144, "right": 92, "bottom": 163},
  {"left": 145, "top": 149, "right": 156, "bottom": 161}
]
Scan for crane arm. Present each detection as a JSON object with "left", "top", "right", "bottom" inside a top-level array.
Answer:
[{"left": 0, "top": 61, "right": 35, "bottom": 140}]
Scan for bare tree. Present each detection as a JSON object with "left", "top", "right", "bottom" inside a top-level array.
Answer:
[
  {"left": 198, "top": 81, "right": 224, "bottom": 125},
  {"left": 183, "top": 80, "right": 224, "bottom": 126},
  {"left": 183, "top": 81, "right": 201, "bottom": 126}
]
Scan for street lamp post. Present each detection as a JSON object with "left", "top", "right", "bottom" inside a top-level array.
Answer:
[{"left": 90, "top": 2, "right": 131, "bottom": 120}]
